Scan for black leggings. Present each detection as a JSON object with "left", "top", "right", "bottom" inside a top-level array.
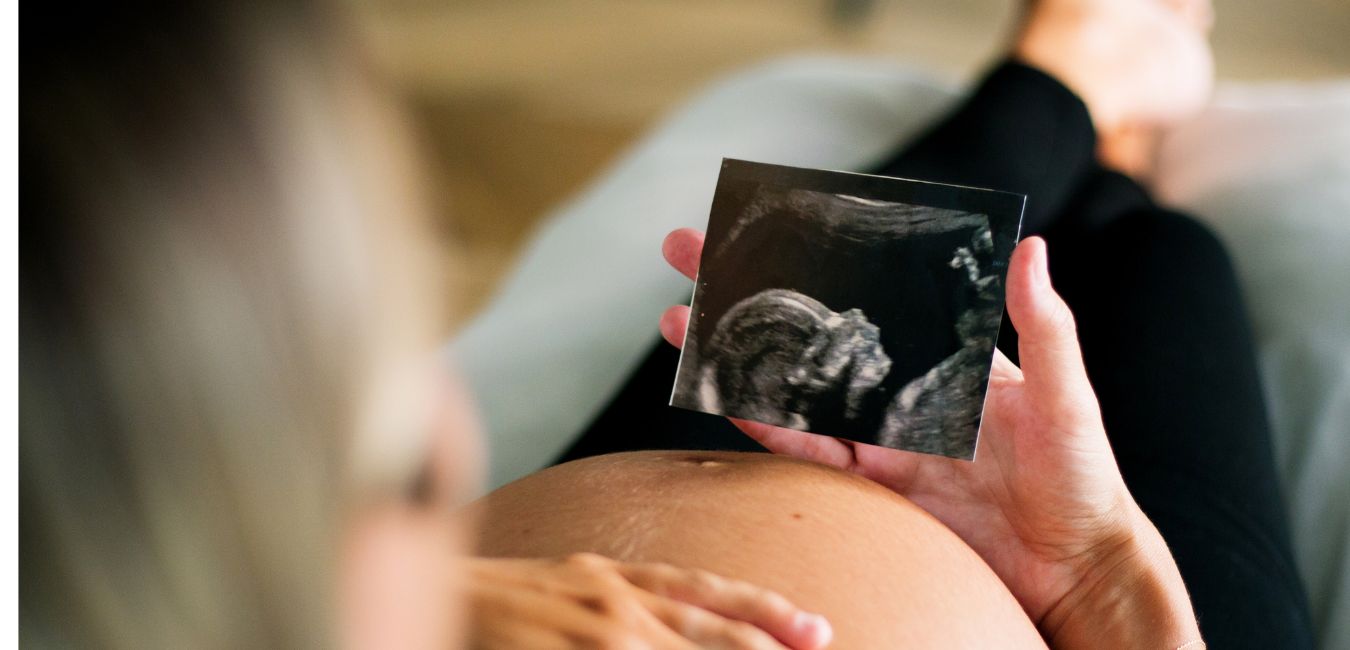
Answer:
[{"left": 559, "top": 62, "right": 1313, "bottom": 648}]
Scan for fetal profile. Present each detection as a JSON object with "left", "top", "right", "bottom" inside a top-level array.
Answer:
[{"left": 670, "top": 159, "right": 1025, "bottom": 459}]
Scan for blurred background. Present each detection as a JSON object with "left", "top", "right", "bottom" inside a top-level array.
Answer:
[{"left": 349, "top": 0, "right": 1350, "bottom": 328}]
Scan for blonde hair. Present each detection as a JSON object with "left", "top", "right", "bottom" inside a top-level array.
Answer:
[{"left": 21, "top": 2, "right": 443, "bottom": 647}]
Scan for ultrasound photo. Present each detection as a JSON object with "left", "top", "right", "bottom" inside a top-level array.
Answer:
[{"left": 670, "top": 159, "right": 1025, "bottom": 460}]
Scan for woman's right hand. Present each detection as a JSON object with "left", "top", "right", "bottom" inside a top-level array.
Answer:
[{"left": 467, "top": 553, "right": 832, "bottom": 649}]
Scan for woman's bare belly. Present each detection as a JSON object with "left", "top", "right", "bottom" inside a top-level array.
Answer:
[{"left": 473, "top": 451, "right": 1044, "bottom": 648}]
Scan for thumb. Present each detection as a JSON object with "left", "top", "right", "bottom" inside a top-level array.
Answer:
[{"left": 1005, "top": 237, "right": 1098, "bottom": 418}]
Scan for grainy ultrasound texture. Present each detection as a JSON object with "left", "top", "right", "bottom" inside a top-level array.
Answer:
[
  {"left": 873, "top": 227, "right": 1008, "bottom": 458},
  {"left": 699, "top": 288, "right": 891, "bottom": 431},
  {"left": 671, "top": 160, "right": 1023, "bottom": 459}
]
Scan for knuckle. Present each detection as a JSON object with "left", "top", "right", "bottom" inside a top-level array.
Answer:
[
  {"left": 688, "top": 568, "right": 723, "bottom": 592},
  {"left": 1046, "top": 300, "right": 1078, "bottom": 338},
  {"left": 568, "top": 554, "right": 630, "bottom": 589},
  {"left": 664, "top": 603, "right": 701, "bottom": 635},
  {"left": 609, "top": 597, "right": 647, "bottom": 626},
  {"left": 649, "top": 561, "right": 683, "bottom": 580},
  {"left": 596, "top": 568, "right": 633, "bottom": 592},
  {"left": 566, "top": 552, "right": 612, "bottom": 570},
  {"left": 588, "top": 588, "right": 644, "bottom": 623},
  {"left": 634, "top": 562, "right": 682, "bottom": 596}
]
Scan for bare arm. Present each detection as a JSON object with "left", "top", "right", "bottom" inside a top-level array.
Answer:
[{"left": 1042, "top": 506, "right": 1202, "bottom": 649}]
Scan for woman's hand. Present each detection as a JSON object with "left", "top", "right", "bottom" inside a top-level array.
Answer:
[
  {"left": 659, "top": 230, "right": 1199, "bottom": 647},
  {"left": 467, "top": 553, "right": 832, "bottom": 649}
]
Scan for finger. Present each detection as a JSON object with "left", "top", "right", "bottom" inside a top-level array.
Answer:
[
  {"left": 731, "top": 418, "right": 858, "bottom": 472},
  {"left": 1004, "top": 237, "right": 1099, "bottom": 418},
  {"left": 644, "top": 597, "right": 791, "bottom": 650},
  {"left": 555, "top": 554, "right": 700, "bottom": 649},
  {"left": 660, "top": 305, "right": 691, "bottom": 348},
  {"left": 662, "top": 228, "right": 706, "bottom": 280},
  {"left": 469, "top": 578, "right": 618, "bottom": 647},
  {"left": 621, "top": 565, "right": 824, "bottom": 650}
]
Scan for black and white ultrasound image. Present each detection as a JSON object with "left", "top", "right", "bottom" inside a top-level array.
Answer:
[{"left": 670, "top": 160, "right": 1024, "bottom": 460}]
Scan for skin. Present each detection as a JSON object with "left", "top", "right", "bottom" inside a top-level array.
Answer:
[
  {"left": 343, "top": 368, "right": 832, "bottom": 649},
  {"left": 659, "top": 233, "right": 1203, "bottom": 648},
  {"left": 342, "top": 372, "right": 483, "bottom": 650},
  {"left": 1013, "top": 0, "right": 1214, "bottom": 133},
  {"left": 640, "top": 0, "right": 1218, "bottom": 641},
  {"left": 466, "top": 553, "right": 832, "bottom": 649},
  {"left": 338, "top": 0, "right": 1217, "bottom": 646},
  {"left": 1013, "top": 0, "right": 1215, "bottom": 176},
  {"left": 474, "top": 451, "right": 1047, "bottom": 649}
]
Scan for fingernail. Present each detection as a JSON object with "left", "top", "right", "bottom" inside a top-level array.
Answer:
[{"left": 793, "top": 612, "right": 833, "bottom": 648}]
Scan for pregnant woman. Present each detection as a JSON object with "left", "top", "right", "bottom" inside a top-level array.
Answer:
[
  {"left": 479, "top": 239, "right": 1193, "bottom": 648},
  {"left": 22, "top": 0, "right": 1312, "bottom": 647},
  {"left": 491, "top": 0, "right": 1312, "bottom": 648}
]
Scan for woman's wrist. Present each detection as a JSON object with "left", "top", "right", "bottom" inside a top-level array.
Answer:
[{"left": 1041, "top": 504, "right": 1202, "bottom": 649}]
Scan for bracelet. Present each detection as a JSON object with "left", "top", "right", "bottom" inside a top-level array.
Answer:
[{"left": 1174, "top": 641, "right": 1205, "bottom": 650}]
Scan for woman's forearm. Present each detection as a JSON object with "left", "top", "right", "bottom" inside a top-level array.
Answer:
[{"left": 1041, "top": 505, "right": 1203, "bottom": 650}]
